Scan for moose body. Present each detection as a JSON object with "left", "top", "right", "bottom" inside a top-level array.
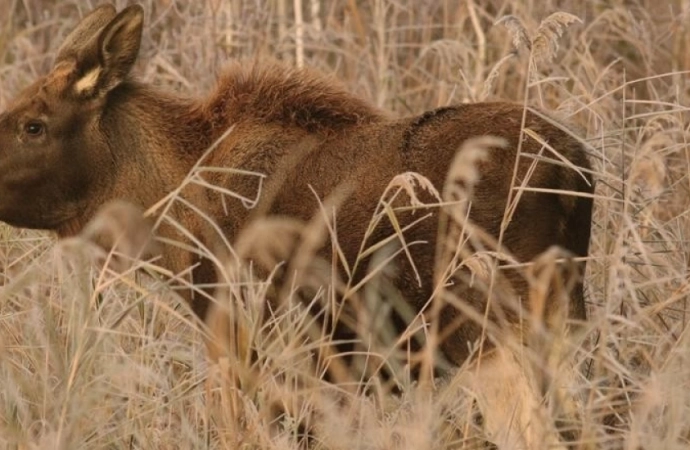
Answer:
[{"left": 0, "top": 5, "right": 593, "bottom": 372}]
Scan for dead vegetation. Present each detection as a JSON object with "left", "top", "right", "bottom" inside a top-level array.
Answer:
[{"left": 0, "top": 1, "right": 689, "bottom": 449}]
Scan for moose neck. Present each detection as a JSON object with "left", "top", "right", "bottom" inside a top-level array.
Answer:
[
  {"left": 96, "top": 82, "right": 222, "bottom": 317},
  {"left": 103, "top": 82, "right": 211, "bottom": 203}
]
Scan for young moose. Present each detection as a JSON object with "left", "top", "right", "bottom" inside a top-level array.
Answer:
[{"left": 0, "top": 5, "right": 593, "bottom": 377}]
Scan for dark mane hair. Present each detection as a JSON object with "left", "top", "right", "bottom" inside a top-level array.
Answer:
[{"left": 205, "top": 61, "right": 387, "bottom": 134}]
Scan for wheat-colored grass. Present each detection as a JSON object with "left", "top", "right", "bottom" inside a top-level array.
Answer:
[{"left": 1, "top": 0, "right": 690, "bottom": 448}]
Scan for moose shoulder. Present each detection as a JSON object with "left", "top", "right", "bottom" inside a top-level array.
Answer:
[{"left": 0, "top": 4, "right": 593, "bottom": 370}]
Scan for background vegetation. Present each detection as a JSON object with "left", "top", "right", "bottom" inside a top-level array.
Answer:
[{"left": 1, "top": 0, "right": 689, "bottom": 448}]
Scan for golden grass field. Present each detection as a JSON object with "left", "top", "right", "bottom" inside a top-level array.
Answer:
[{"left": 1, "top": 0, "right": 689, "bottom": 448}]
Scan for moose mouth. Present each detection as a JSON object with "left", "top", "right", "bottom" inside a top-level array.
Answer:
[
  {"left": 0, "top": 163, "right": 45, "bottom": 188},
  {"left": 0, "top": 161, "right": 76, "bottom": 230},
  {"left": 0, "top": 189, "right": 84, "bottom": 231}
]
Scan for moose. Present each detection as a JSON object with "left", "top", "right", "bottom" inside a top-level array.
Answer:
[{"left": 0, "top": 4, "right": 593, "bottom": 380}]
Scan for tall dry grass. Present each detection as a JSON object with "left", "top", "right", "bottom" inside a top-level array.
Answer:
[{"left": 1, "top": 0, "right": 690, "bottom": 448}]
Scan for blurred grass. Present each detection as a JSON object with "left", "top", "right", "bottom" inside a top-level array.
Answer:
[{"left": 1, "top": 0, "right": 690, "bottom": 448}]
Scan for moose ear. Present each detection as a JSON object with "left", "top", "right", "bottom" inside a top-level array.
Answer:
[
  {"left": 72, "top": 5, "right": 144, "bottom": 97},
  {"left": 96, "top": 5, "right": 144, "bottom": 91},
  {"left": 56, "top": 4, "right": 117, "bottom": 63}
]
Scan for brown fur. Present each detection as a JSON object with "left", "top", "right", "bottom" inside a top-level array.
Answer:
[{"left": 0, "top": 5, "right": 593, "bottom": 374}]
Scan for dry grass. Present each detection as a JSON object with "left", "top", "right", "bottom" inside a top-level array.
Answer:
[{"left": 2, "top": 0, "right": 690, "bottom": 448}]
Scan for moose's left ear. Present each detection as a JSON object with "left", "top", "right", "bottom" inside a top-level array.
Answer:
[
  {"left": 74, "top": 5, "right": 144, "bottom": 97},
  {"left": 97, "top": 5, "right": 144, "bottom": 92}
]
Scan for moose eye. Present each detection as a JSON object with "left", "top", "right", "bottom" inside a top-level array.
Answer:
[{"left": 24, "top": 120, "right": 45, "bottom": 137}]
